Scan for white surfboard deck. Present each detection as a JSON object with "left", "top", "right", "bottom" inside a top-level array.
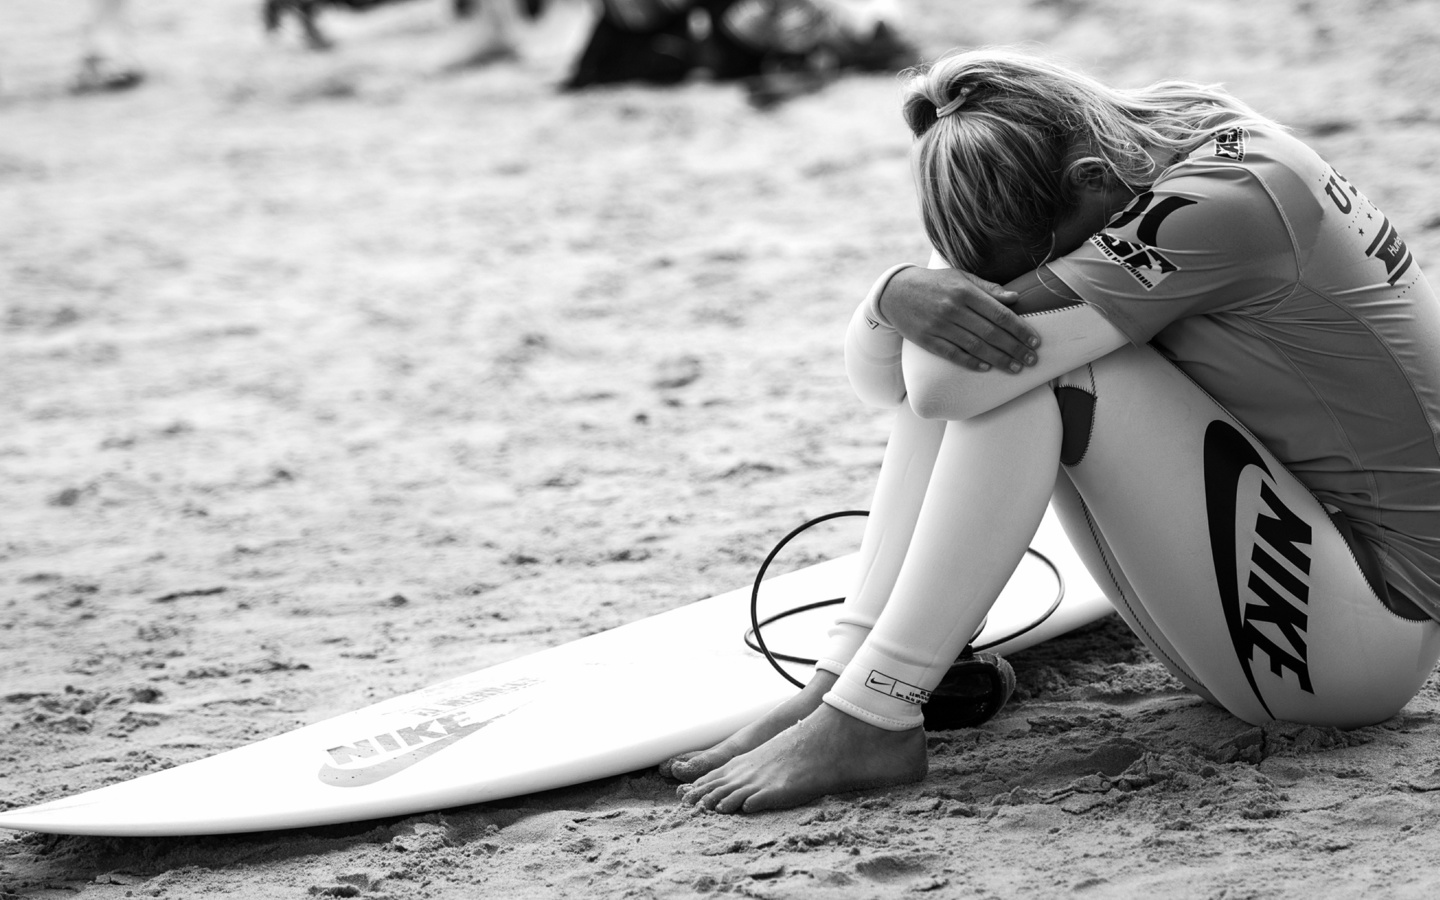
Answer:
[{"left": 0, "top": 508, "right": 1112, "bottom": 836}]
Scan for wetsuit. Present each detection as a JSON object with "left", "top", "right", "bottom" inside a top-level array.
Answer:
[{"left": 828, "top": 124, "right": 1440, "bottom": 730}]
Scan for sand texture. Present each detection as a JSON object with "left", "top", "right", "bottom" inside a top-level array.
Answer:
[{"left": 4, "top": 0, "right": 1440, "bottom": 897}]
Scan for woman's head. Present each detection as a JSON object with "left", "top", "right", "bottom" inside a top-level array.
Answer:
[{"left": 902, "top": 49, "right": 1277, "bottom": 278}]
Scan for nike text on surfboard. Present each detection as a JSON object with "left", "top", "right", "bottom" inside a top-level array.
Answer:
[{"left": 318, "top": 709, "right": 516, "bottom": 787}]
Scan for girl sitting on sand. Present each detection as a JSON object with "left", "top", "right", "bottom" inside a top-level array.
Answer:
[{"left": 663, "top": 47, "right": 1440, "bottom": 813}]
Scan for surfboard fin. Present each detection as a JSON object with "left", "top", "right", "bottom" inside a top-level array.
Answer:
[{"left": 921, "top": 650, "right": 1016, "bottom": 731}]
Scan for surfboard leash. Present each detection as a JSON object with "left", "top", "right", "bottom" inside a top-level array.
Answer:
[{"left": 744, "top": 510, "right": 1066, "bottom": 730}]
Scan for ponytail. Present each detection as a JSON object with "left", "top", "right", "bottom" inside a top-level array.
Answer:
[{"left": 902, "top": 48, "right": 1280, "bottom": 270}]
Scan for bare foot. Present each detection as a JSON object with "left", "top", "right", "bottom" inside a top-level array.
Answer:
[
  {"left": 675, "top": 703, "right": 928, "bottom": 813},
  {"left": 660, "top": 671, "right": 837, "bottom": 783}
]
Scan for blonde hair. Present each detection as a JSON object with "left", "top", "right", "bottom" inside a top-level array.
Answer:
[{"left": 902, "top": 48, "right": 1281, "bottom": 271}]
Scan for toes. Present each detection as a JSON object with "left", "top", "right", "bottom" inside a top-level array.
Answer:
[
  {"left": 678, "top": 769, "right": 740, "bottom": 809},
  {"left": 667, "top": 754, "right": 703, "bottom": 782},
  {"left": 659, "top": 752, "right": 698, "bottom": 779},
  {"left": 696, "top": 780, "right": 744, "bottom": 813},
  {"left": 670, "top": 751, "right": 722, "bottom": 782},
  {"left": 662, "top": 749, "right": 728, "bottom": 783},
  {"left": 740, "top": 785, "right": 794, "bottom": 813},
  {"left": 688, "top": 766, "right": 721, "bottom": 790},
  {"left": 681, "top": 777, "right": 762, "bottom": 815},
  {"left": 682, "top": 779, "right": 724, "bottom": 807},
  {"left": 714, "top": 783, "right": 760, "bottom": 814},
  {"left": 676, "top": 780, "right": 711, "bottom": 806}
]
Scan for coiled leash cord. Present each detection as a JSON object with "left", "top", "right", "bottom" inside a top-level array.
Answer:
[{"left": 744, "top": 510, "right": 1066, "bottom": 729}]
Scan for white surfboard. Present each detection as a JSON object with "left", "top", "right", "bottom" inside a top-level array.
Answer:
[{"left": 0, "top": 508, "right": 1112, "bottom": 836}]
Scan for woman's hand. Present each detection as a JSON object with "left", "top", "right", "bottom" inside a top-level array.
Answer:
[{"left": 879, "top": 267, "right": 1040, "bottom": 373}]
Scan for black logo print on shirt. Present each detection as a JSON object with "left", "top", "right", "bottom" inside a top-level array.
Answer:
[
  {"left": 1323, "top": 167, "right": 1415, "bottom": 286},
  {"left": 1213, "top": 127, "right": 1249, "bottom": 162},
  {"left": 1090, "top": 191, "right": 1198, "bottom": 290}
]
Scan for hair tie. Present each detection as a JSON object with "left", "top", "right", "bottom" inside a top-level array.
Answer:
[{"left": 935, "top": 86, "right": 973, "bottom": 119}]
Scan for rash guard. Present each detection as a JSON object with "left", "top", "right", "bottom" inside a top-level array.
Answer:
[
  {"left": 846, "top": 124, "right": 1440, "bottom": 619},
  {"left": 1048, "top": 125, "right": 1440, "bottom": 620}
]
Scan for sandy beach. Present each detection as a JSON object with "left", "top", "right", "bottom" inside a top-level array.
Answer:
[{"left": 4, "top": 0, "right": 1440, "bottom": 896}]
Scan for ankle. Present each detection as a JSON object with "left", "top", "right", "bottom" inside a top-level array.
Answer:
[
  {"left": 803, "top": 670, "right": 840, "bottom": 696},
  {"left": 813, "top": 701, "right": 922, "bottom": 741}
]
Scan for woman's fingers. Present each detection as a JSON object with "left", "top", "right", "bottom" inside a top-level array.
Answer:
[
  {"left": 966, "top": 288, "right": 1041, "bottom": 363},
  {"left": 884, "top": 267, "right": 1040, "bottom": 373},
  {"left": 924, "top": 299, "right": 1040, "bottom": 373}
]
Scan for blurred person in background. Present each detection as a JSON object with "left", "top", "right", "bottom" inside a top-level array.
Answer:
[
  {"left": 562, "top": 0, "right": 916, "bottom": 106},
  {"left": 73, "top": 0, "right": 144, "bottom": 93}
]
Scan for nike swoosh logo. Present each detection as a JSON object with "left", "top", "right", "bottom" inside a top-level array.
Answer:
[
  {"left": 317, "top": 707, "right": 520, "bottom": 788},
  {"left": 1202, "top": 419, "right": 1274, "bottom": 718}
]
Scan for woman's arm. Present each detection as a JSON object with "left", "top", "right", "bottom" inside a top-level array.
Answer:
[
  {"left": 845, "top": 260, "right": 1130, "bottom": 418},
  {"left": 904, "top": 279, "right": 1128, "bottom": 420},
  {"left": 902, "top": 268, "right": 1128, "bottom": 420},
  {"left": 844, "top": 251, "right": 1049, "bottom": 409},
  {"left": 844, "top": 264, "right": 911, "bottom": 408},
  {"left": 878, "top": 256, "right": 1041, "bottom": 373}
]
